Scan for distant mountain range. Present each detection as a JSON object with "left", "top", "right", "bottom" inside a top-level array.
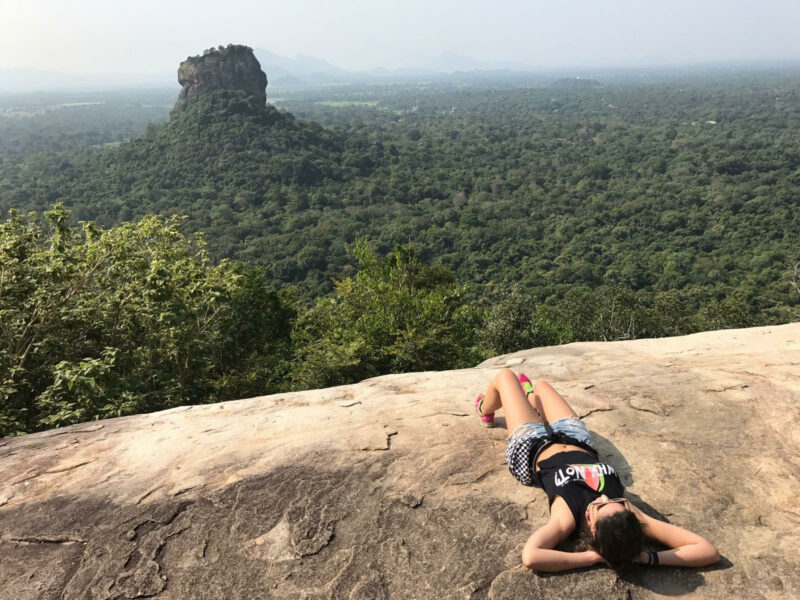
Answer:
[
  {"left": 254, "top": 48, "right": 538, "bottom": 86},
  {"left": 0, "top": 49, "right": 542, "bottom": 94},
  {"left": 251, "top": 49, "right": 348, "bottom": 85},
  {"left": 3, "top": 49, "right": 798, "bottom": 94}
]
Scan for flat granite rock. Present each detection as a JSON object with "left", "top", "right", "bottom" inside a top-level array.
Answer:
[{"left": 1, "top": 324, "right": 799, "bottom": 599}]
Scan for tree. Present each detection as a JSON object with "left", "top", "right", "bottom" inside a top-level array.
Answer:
[
  {"left": 789, "top": 261, "right": 800, "bottom": 320},
  {"left": 291, "top": 241, "right": 483, "bottom": 389},
  {"left": 479, "top": 284, "right": 559, "bottom": 355},
  {"left": 0, "top": 205, "right": 292, "bottom": 436},
  {"left": 540, "top": 286, "right": 661, "bottom": 342},
  {"left": 692, "top": 290, "right": 760, "bottom": 331}
]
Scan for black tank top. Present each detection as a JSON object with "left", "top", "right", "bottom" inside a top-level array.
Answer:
[{"left": 537, "top": 451, "right": 626, "bottom": 537}]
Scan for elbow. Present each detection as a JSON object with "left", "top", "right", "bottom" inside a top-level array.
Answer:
[
  {"left": 521, "top": 547, "right": 538, "bottom": 570},
  {"left": 706, "top": 545, "right": 720, "bottom": 566},
  {"left": 697, "top": 541, "right": 720, "bottom": 567},
  {"left": 702, "top": 535, "right": 720, "bottom": 566}
]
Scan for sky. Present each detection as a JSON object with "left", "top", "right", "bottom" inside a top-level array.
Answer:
[{"left": 2, "top": 0, "right": 800, "bottom": 75}]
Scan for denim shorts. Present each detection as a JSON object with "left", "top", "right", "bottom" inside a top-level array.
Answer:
[{"left": 505, "top": 418, "right": 595, "bottom": 487}]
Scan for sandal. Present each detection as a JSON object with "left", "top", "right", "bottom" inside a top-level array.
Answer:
[
  {"left": 518, "top": 373, "right": 535, "bottom": 396},
  {"left": 475, "top": 394, "right": 495, "bottom": 428},
  {"left": 518, "top": 373, "right": 543, "bottom": 420}
]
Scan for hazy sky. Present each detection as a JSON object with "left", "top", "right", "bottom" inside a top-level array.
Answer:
[{"left": 2, "top": 0, "right": 800, "bottom": 74}]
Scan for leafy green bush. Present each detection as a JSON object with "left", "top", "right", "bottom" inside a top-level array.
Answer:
[
  {"left": 479, "top": 284, "right": 560, "bottom": 354},
  {"left": 0, "top": 205, "right": 292, "bottom": 435},
  {"left": 291, "top": 241, "right": 484, "bottom": 388},
  {"left": 540, "top": 285, "right": 681, "bottom": 342},
  {"left": 691, "top": 289, "right": 761, "bottom": 331}
]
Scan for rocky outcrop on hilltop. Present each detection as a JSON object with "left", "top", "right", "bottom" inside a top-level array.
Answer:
[
  {"left": 173, "top": 44, "right": 267, "bottom": 113},
  {"left": 1, "top": 324, "right": 799, "bottom": 599}
]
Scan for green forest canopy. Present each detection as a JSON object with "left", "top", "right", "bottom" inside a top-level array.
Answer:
[
  {"left": 1, "top": 70, "right": 799, "bottom": 434},
  {"left": 2, "top": 72, "right": 798, "bottom": 312}
]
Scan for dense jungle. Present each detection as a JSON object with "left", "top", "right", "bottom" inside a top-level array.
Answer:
[{"left": 1, "top": 67, "right": 799, "bottom": 435}]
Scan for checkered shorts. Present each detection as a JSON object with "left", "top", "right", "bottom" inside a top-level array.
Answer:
[{"left": 505, "top": 418, "right": 594, "bottom": 487}]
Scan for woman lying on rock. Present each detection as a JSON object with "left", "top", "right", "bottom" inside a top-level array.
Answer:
[{"left": 475, "top": 369, "right": 719, "bottom": 572}]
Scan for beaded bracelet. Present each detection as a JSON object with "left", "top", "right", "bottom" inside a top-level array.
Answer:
[{"left": 648, "top": 551, "right": 659, "bottom": 566}]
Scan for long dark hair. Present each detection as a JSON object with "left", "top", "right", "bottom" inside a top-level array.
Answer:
[
  {"left": 577, "top": 509, "right": 644, "bottom": 568},
  {"left": 591, "top": 510, "right": 644, "bottom": 568}
]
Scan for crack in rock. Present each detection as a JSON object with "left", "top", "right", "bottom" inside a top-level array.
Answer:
[
  {"left": 76, "top": 501, "right": 195, "bottom": 599},
  {"left": 40, "top": 424, "right": 104, "bottom": 437},
  {"left": 357, "top": 430, "right": 398, "bottom": 451},
  {"left": 161, "top": 501, "right": 193, "bottom": 527},
  {"left": 628, "top": 394, "right": 672, "bottom": 417},
  {"left": 7, "top": 536, "right": 86, "bottom": 545},
  {"left": 127, "top": 501, "right": 194, "bottom": 541},
  {"left": 45, "top": 460, "right": 93, "bottom": 474},
  {"left": 10, "top": 470, "right": 40, "bottom": 486},
  {"left": 8, "top": 460, "right": 94, "bottom": 487},
  {"left": 702, "top": 384, "right": 749, "bottom": 393},
  {"left": 629, "top": 404, "right": 663, "bottom": 416},
  {"left": 580, "top": 407, "right": 614, "bottom": 418},
  {"left": 135, "top": 487, "right": 160, "bottom": 505},
  {"left": 449, "top": 468, "right": 497, "bottom": 486}
]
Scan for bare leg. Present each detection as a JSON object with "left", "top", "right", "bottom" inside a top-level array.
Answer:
[
  {"left": 529, "top": 380, "right": 578, "bottom": 423},
  {"left": 481, "top": 369, "right": 542, "bottom": 433}
]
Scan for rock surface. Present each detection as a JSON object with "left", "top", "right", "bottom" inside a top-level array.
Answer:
[
  {"left": 173, "top": 45, "right": 267, "bottom": 113},
  {"left": 1, "top": 324, "right": 799, "bottom": 599}
]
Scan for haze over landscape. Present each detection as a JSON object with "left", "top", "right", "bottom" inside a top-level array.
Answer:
[
  {"left": 1, "top": 0, "right": 799, "bottom": 429},
  {"left": 3, "top": 0, "right": 800, "bottom": 92},
  {"left": 2, "top": 2, "right": 800, "bottom": 597}
]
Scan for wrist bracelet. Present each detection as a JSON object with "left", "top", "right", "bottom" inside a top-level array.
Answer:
[{"left": 649, "top": 551, "right": 659, "bottom": 566}]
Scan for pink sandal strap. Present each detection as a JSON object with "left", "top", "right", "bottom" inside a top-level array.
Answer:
[
  {"left": 475, "top": 394, "right": 495, "bottom": 428},
  {"left": 518, "top": 373, "right": 535, "bottom": 396}
]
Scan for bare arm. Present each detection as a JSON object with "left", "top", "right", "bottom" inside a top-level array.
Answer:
[
  {"left": 522, "top": 499, "right": 604, "bottom": 572},
  {"left": 634, "top": 507, "right": 719, "bottom": 567}
]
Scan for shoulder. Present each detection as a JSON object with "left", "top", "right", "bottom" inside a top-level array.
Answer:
[
  {"left": 549, "top": 495, "right": 578, "bottom": 536},
  {"left": 524, "top": 497, "right": 576, "bottom": 554}
]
